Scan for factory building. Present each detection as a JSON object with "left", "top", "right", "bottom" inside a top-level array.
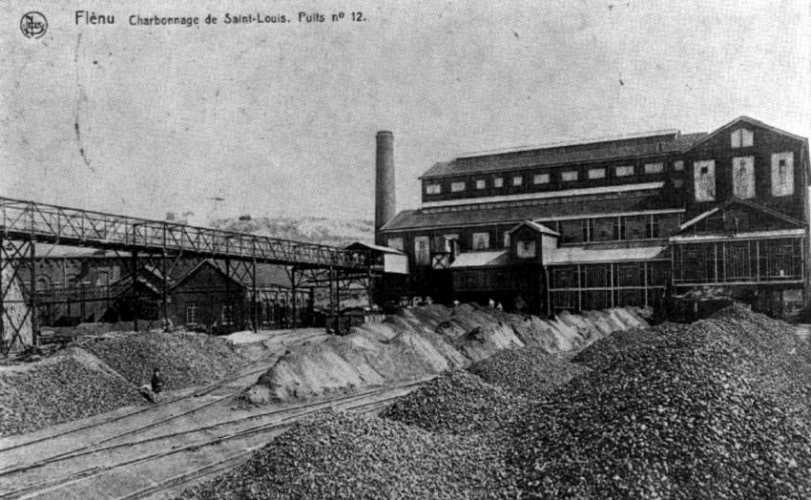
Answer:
[{"left": 373, "top": 116, "right": 811, "bottom": 318}]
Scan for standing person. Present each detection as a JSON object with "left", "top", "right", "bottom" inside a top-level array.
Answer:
[{"left": 151, "top": 368, "right": 164, "bottom": 400}]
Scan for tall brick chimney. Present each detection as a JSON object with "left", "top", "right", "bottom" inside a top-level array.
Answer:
[{"left": 375, "top": 131, "right": 396, "bottom": 237}]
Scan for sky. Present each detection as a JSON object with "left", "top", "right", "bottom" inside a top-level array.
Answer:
[{"left": 1, "top": 0, "right": 809, "bottom": 224}]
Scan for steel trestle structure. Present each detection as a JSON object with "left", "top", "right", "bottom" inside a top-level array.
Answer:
[{"left": 0, "top": 196, "right": 374, "bottom": 354}]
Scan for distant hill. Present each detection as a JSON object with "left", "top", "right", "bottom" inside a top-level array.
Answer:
[{"left": 209, "top": 216, "right": 375, "bottom": 247}]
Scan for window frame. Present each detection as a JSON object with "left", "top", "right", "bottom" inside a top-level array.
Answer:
[
  {"left": 533, "top": 173, "right": 550, "bottom": 185},
  {"left": 561, "top": 170, "right": 579, "bottom": 182}
]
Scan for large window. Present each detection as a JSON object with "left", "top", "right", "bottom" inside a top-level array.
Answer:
[
  {"left": 512, "top": 175, "right": 523, "bottom": 186},
  {"left": 186, "top": 303, "right": 198, "bottom": 324},
  {"left": 732, "top": 156, "right": 755, "bottom": 199},
  {"left": 561, "top": 171, "right": 578, "bottom": 182},
  {"left": 472, "top": 232, "right": 490, "bottom": 250},
  {"left": 559, "top": 219, "right": 586, "bottom": 243},
  {"left": 221, "top": 305, "right": 234, "bottom": 325},
  {"left": 588, "top": 168, "right": 606, "bottom": 179},
  {"left": 425, "top": 183, "right": 441, "bottom": 194},
  {"left": 533, "top": 173, "right": 550, "bottom": 184},
  {"left": 442, "top": 234, "right": 459, "bottom": 253},
  {"left": 493, "top": 177, "right": 504, "bottom": 188},
  {"left": 591, "top": 218, "right": 618, "bottom": 241},
  {"left": 451, "top": 181, "right": 466, "bottom": 192},
  {"left": 771, "top": 152, "right": 794, "bottom": 196},
  {"left": 731, "top": 128, "right": 754, "bottom": 148},
  {"left": 615, "top": 165, "right": 634, "bottom": 177},
  {"left": 644, "top": 162, "right": 664, "bottom": 174},
  {"left": 693, "top": 160, "right": 716, "bottom": 202},
  {"left": 475, "top": 179, "right": 486, "bottom": 189},
  {"left": 414, "top": 236, "right": 430, "bottom": 265},
  {"left": 387, "top": 237, "right": 404, "bottom": 251}
]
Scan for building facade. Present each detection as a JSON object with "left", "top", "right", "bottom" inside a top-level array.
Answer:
[{"left": 374, "top": 117, "right": 810, "bottom": 318}]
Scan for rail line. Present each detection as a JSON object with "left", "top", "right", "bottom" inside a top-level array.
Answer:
[
  {"left": 0, "top": 362, "right": 272, "bottom": 457},
  {"left": 121, "top": 397, "right": 402, "bottom": 500},
  {"left": 0, "top": 379, "right": 427, "bottom": 500}
]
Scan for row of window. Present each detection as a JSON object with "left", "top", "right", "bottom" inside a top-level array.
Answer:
[
  {"left": 693, "top": 152, "right": 794, "bottom": 202},
  {"left": 426, "top": 161, "right": 677, "bottom": 195},
  {"left": 388, "top": 213, "right": 681, "bottom": 265},
  {"left": 549, "top": 262, "right": 670, "bottom": 289},
  {"left": 672, "top": 239, "right": 803, "bottom": 283}
]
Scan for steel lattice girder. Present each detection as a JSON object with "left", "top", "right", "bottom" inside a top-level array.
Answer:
[
  {"left": 1, "top": 239, "right": 35, "bottom": 354},
  {"left": 0, "top": 196, "right": 372, "bottom": 271}
]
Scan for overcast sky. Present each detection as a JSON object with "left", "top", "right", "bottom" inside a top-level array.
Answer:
[{"left": 1, "top": 0, "right": 809, "bottom": 224}]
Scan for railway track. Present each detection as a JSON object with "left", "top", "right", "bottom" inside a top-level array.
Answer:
[{"left": 0, "top": 377, "right": 428, "bottom": 500}]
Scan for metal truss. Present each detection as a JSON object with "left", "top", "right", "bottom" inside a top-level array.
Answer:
[
  {"left": 0, "top": 196, "right": 377, "bottom": 353},
  {"left": 0, "top": 197, "right": 370, "bottom": 270},
  {"left": 1, "top": 238, "right": 36, "bottom": 354}
]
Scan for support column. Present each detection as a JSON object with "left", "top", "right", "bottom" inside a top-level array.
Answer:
[
  {"left": 577, "top": 264, "right": 582, "bottom": 312},
  {"left": 29, "top": 242, "right": 37, "bottom": 346},
  {"left": 131, "top": 250, "right": 139, "bottom": 332},
  {"left": 225, "top": 257, "right": 231, "bottom": 329},
  {"left": 0, "top": 232, "right": 4, "bottom": 351},
  {"left": 643, "top": 262, "right": 649, "bottom": 308},
  {"left": 161, "top": 250, "right": 168, "bottom": 331},
  {"left": 290, "top": 267, "right": 297, "bottom": 330},
  {"left": 609, "top": 263, "right": 615, "bottom": 308},
  {"left": 251, "top": 259, "right": 257, "bottom": 332}
]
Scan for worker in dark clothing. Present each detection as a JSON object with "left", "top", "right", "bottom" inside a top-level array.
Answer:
[{"left": 151, "top": 368, "right": 164, "bottom": 395}]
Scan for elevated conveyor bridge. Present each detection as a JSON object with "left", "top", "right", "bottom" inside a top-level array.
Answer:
[{"left": 0, "top": 196, "right": 374, "bottom": 354}]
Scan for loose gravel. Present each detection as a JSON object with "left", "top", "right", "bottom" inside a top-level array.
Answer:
[
  {"left": 0, "top": 354, "right": 143, "bottom": 437},
  {"left": 509, "top": 306, "right": 811, "bottom": 499},
  {"left": 81, "top": 331, "right": 245, "bottom": 390},
  {"left": 468, "top": 347, "right": 589, "bottom": 399},
  {"left": 380, "top": 369, "right": 527, "bottom": 435},
  {"left": 180, "top": 409, "right": 518, "bottom": 499}
]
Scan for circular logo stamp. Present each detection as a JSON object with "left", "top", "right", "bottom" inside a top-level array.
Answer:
[{"left": 20, "top": 12, "right": 48, "bottom": 39}]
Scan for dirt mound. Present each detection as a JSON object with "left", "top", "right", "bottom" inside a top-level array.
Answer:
[
  {"left": 181, "top": 410, "right": 517, "bottom": 499},
  {"left": 571, "top": 324, "right": 685, "bottom": 370},
  {"left": 380, "top": 370, "right": 526, "bottom": 435},
  {"left": 468, "top": 347, "right": 589, "bottom": 399},
  {"left": 509, "top": 306, "right": 811, "bottom": 499},
  {"left": 0, "top": 348, "right": 143, "bottom": 436},
  {"left": 251, "top": 304, "right": 648, "bottom": 403},
  {"left": 81, "top": 331, "right": 245, "bottom": 390}
]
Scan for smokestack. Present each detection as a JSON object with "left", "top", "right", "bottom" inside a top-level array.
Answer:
[{"left": 375, "top": 130, "right": 396, "bottom": 235}]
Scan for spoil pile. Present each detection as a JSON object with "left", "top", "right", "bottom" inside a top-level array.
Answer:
[
  {"left": 81, "top": 331, "right": 245, "bottom": 390},
  {"left": 181, "top": 410, "right": 517, "bottom": 500},
  {"left": 251, "top": 303, "right": 648, "bottom": 403},
  {"left": 0, "top": 349, "right": 143, "bottom": 436},
  {"left": 380, "top": 370, "right": 526, "bottom": 435},
  {"left": 468, "top": 347, "right": 589, "bottom": 399},
  {"left": 509, "top": 305, "right": 811, "bottom": 499}
]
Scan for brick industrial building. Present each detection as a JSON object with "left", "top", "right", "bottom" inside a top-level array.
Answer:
[{"left": 373, "top": 117, "right": 810, "bottom": 318}]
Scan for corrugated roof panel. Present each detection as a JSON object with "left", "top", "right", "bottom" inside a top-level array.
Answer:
[
  {"left": 545, "top": 245, "right": 668, "bottom": 265},
  {"left": 421, "top": 132, "right": 707, "bottom": 179}
]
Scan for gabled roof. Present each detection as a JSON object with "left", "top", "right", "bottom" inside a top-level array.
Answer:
[
  {"left": 170, "top": 259, "right": 245, "bottom": 292},
  {"left": 380, "top": 188, "right": 677, "bottom": 232},
  {"left": 507, "top": 220, "right": 559, "bottom": 237},
  {"left": 545, "top": 245, "right": 668, "bottom": 265},
  {"left": 421, "top": 131, "right": 706, "bottom": 179},
  {"left": 449, "top": 250, "right": 510, "bottom": 268},
  {"left": 678, "top": 197, "right": 805, "bottom": 233},
  {"left": 687, "top": 115, "right": 808, "bottom": 150},
  {"left": 346, "top": 241, "right": 404, "bottom": 255}
]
